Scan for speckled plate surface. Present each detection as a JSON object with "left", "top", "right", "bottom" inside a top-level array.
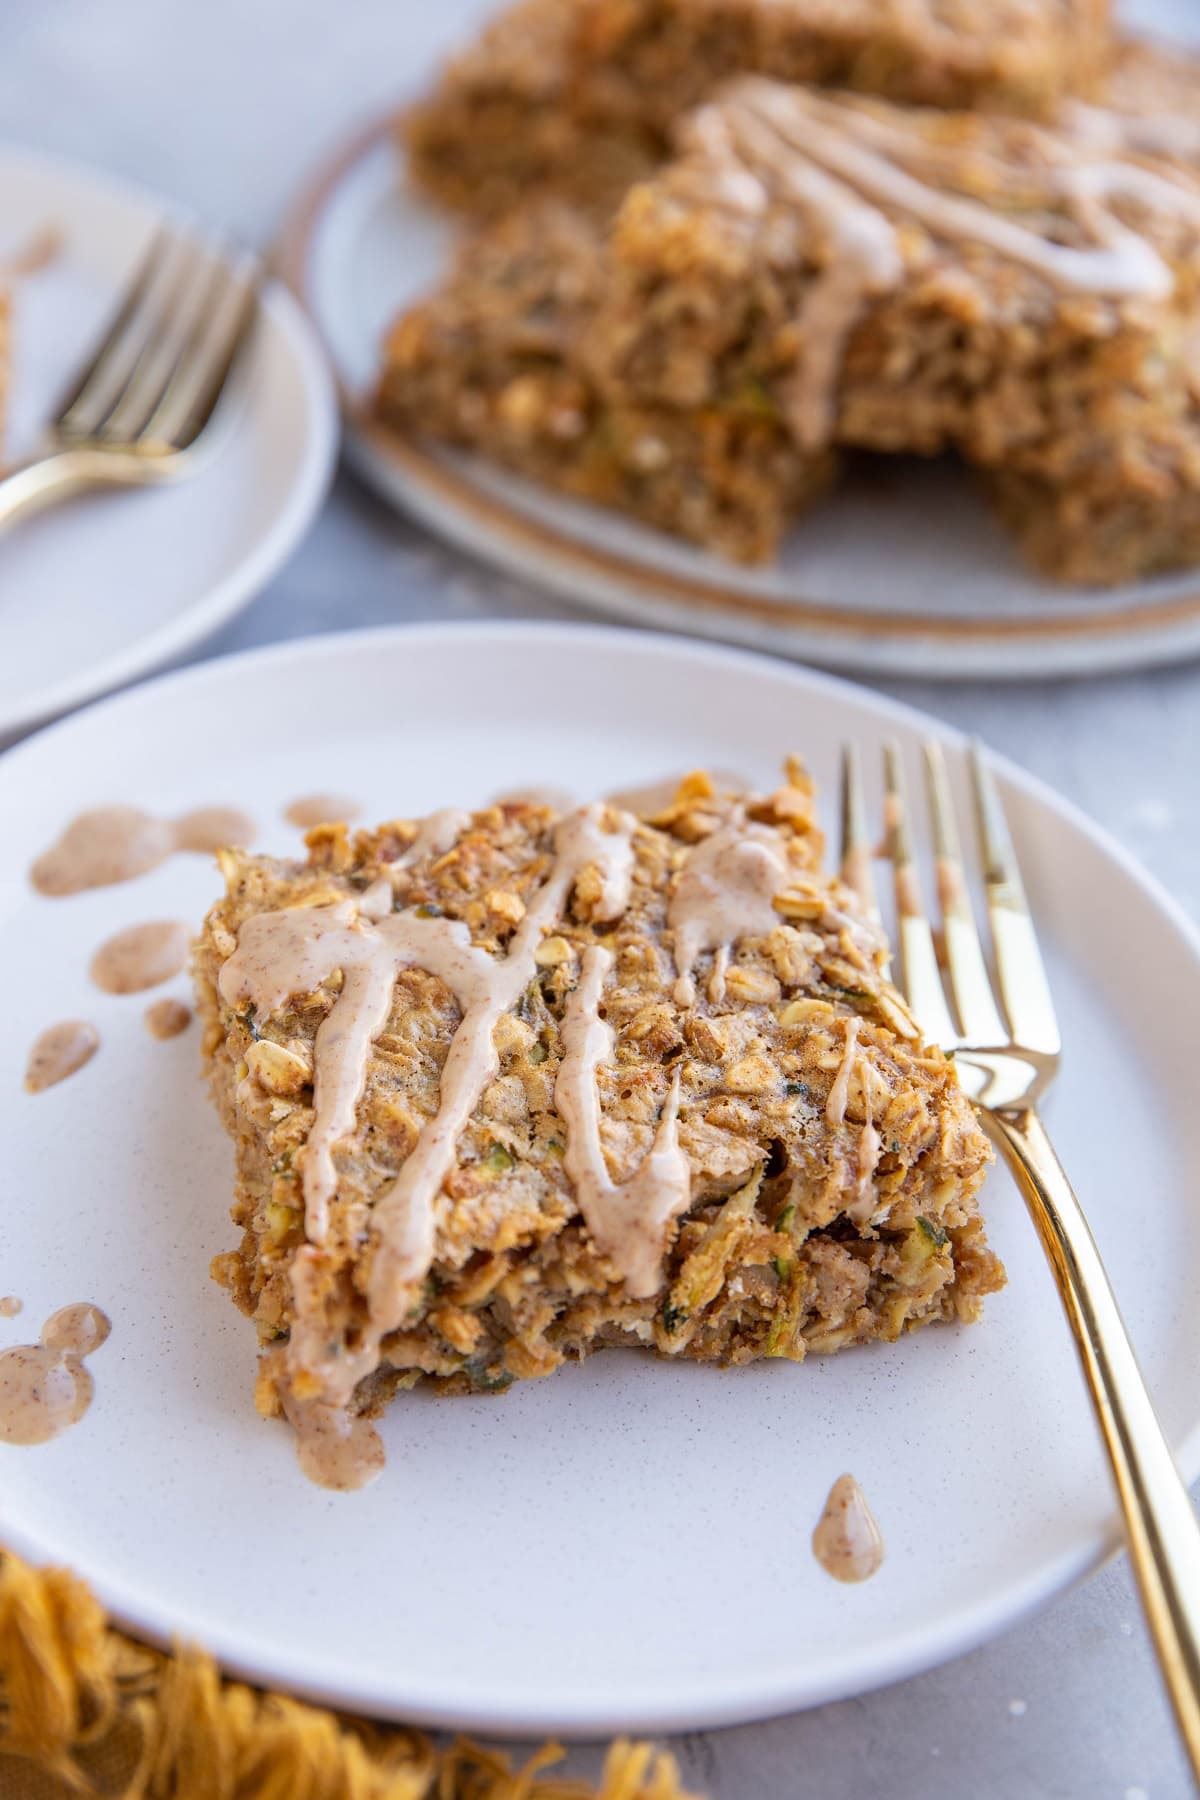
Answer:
[
  {"left": 3, "top": 622, "right": 1200, "bottom": 1735},
  {"left": 278, "top": 101, "right": 1200, "bottom": 682}
]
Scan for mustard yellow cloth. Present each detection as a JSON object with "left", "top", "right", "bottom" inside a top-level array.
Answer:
[{"left": 0, "top": 1554, "right": 703, "bottom": 1799}]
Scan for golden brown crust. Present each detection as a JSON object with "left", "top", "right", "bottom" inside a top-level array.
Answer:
[
  {"left": 383, "top": 79, "right": 1200, "bottom": 581},
  {"left": 194, "top": 772, "right": 1002, "bottom": 1419},
  {"left": 404, "top": 0, "right": 1113, "bottom": 217},
  {"left": 375, "top": 202, "right": 836, "bottom": 562},
  {"left": 596, "top": 91, "right": 1200, "bottom": 484},
  {"left": 1106, "top": 35, "right": 1200, "bottom": 143}
]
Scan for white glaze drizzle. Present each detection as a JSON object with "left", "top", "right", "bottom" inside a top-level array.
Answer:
[
  {"left": 826, "top": 1016, "right": 861, "bottom": 1128},
  {"left": 673, "top": 79, "right": 1200, "bottom": 450},
  {"left": 222, "top": 899, "right": 481, "bottom": 1243},
  {"left": 667, "top": 816, "right": 793, "bottom": 1007},
  {"left": 687, "top": 98, "right": 903, "bottom": 451},
  {"left": 556, "top": 945, "right": 691, "bottom": 1298},
  {"left": 1067, "top": 101, "right": 1200, "bottom": 166},
  {"left": 361, "top": 807, "right": 636, "bottom": 1344},
  {"left": 851, "top": 1062, "right": 882, "bottom": 1223},
  {"left": 219, "top": 803, "right": 641, "bottom": 1408},
  {"left": 821, "top": 901, "right": 886, "bottom": 962},
  {"left": 857, "top": 1112, "right": 882, "bottom": 1194},
  {"left": 385, "top": 807, "right": 472, "bottom": 882},
  {"left": 817, "top": 999, "right": 883, "bottom": 1215},
  {"left": 742, "top": 81, "right": 1185, "bottom": 300}
]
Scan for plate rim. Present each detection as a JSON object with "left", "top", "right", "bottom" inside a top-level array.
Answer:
[
  {"left": 0, "top": 138, "right": 341, "bottom": 739},
  {"left": 274, "top": 108, "right": 1200, "bottom": 683},
  {"left": 3, "top": 616, "right": 1200, "bottom": 1735}
]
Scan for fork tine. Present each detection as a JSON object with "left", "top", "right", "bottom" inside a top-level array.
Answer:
[
  {"left": 882, "top": 742, "right": 958, "bottom": 1046},
  {"left": 54, "top": 224, "right": 174, "bottom": 431},
  {"left": 128, "top": 247, "right": 243, "bottom": 446},
  {"left": 923, "top": 742, "right": 1008, "bottom": 1045},
  {"left": 838, "top": 743, "right": 880, "bottom": 925},
  {"left": 970, "top": 744, "right": 1061, "bottom": 1055},
  {"left": 150, "top": 254, "right": 259, "bottom": 451},
  {"left": 96, "top": 235, "right": 213, "bottom": 443}
]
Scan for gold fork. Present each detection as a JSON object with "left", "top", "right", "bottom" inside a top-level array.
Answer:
[
  {"left": 842, "top": 738, "right": 1200, "bottom": 1779},
  {"left": 0, "top": 223, "right": 259, "bottom": 530}
]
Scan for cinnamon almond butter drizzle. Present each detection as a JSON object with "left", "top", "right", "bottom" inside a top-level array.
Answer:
[
  {"left": 825, "top": 1016, "right": 883, "bottom": 1225},
  {"left": 221, "top": 804, "right": 646, "bottom": 1411},
  {"left": 676, "top": 79, "right": 1200, "bottom": 450},
  {"left": 217, "top": 800, "right": 808, "bottom": 1454},
  {"left": 666, "top": 815, "right": 794, "bottom": 1007},
  {"left": 557, "top": 946, "right": 690, "bottom": 1300},
  {"left": 0, "top": 1305, "right": 110, "bottom": 1447},
  {"left": 825, "top": 1016, "right": 862, "bottom": 1128},
  {"left": 1066, "top": 101, "right": 1200, "bottom": 165},
  {"left": 384, "top": 807, "right": 473, "bottom": 885}
]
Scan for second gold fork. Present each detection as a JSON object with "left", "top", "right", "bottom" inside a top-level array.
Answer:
[
  {"left": 843, "top": 739, "right": 1200, "bottom": 1783},
  {"left": 0, "top": 222, "right": 259, "bottom": 531}
]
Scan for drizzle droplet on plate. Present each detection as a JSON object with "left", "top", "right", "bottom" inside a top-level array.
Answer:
[
  {"left": 812, "top": 1474, "right": 885, "bottom": 1583},
  {"left": 172, "top": 806, "right": 257, "bottom": 854},
  {"left": 29, "top": 806, "right": 175, "bottom": 895},
  {"left": 284, "top": 794, "right": 362, "bottom": 829},
  {"left": 41, "top": 1303, "right": 111, "bottom": 1357},
  {"left": 287, "top": 1396, "right": 385, "bottom": 1492},
  {"left": 24, "top": 1021, "right": 100, "bottom": 1093},
  {"left": 91, "top": 921, "right": 191, "bottom": 995},
  {"left": 30, "top": 803, "right": 256, "bottom": 895},
  {"left": 0, "top": 1348, "right": 94, "bottom": 1445},
  {"left": 0, "top": 1304, "right": 110, "bottom": 1447},
  {"left": 144, "top": 997, "right": 192, "bottom": 1040}
]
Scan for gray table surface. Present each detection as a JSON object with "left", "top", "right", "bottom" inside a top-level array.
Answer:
[{"left": 4, "top": 1, "right": 1200, "bottom": 1793}]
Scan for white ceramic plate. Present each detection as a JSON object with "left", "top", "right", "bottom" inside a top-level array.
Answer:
[
  {"left": 0, "top": 143, "right": 338, "bottom": 738},
  {"left": 3, "top": 621, "right": 1199, "bottom": 1737},
  {"left": 279, "top": 99, "right": 1200, "bottom": 682}
]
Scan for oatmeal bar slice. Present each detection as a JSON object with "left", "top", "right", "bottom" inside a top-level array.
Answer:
[
  {"left": 195, "top": 770, "right": 1001, "bottom": 1474},
  {"left": 981, "top": 35, "right": 1200, "bottom": 582},
  {"left": 984, "top": 401, "right": 1200, "bottom": 583},
  {"left": 596, "top": 82, "right": 1200, "bottom": 458},
  {"left": 376, "top": 201, "right": 836, "bottom": 561},
  {"left": 405, "top": 0, "right": 1112, "bottom": 217},
  {"left": 582, "top": 79, "right": 1200, "bottom": 574},
  {"left": 403, "top": 0, "right": 660, "bottom": 218},
  {"left": 385, "top": 78, "right": 1200, "bottom": 572},
  {"left": 1072, "top": 36, "right": 1200, "bottom": 171}
]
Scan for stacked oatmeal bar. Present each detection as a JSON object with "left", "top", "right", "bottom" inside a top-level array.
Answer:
[
  {"left": 406, "top": 0, "right": 1113, "bottom": 217},
  {"left": 381, "top": 1, "right": 1200, "bottom": 584}
]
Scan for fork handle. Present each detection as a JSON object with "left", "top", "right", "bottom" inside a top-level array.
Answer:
[
  {"left": 0, "top": 448, "right": 111, "bottom": 531},
  {"left": 988, "top": 1106, "right": 1200, "bottom": 1778}
]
